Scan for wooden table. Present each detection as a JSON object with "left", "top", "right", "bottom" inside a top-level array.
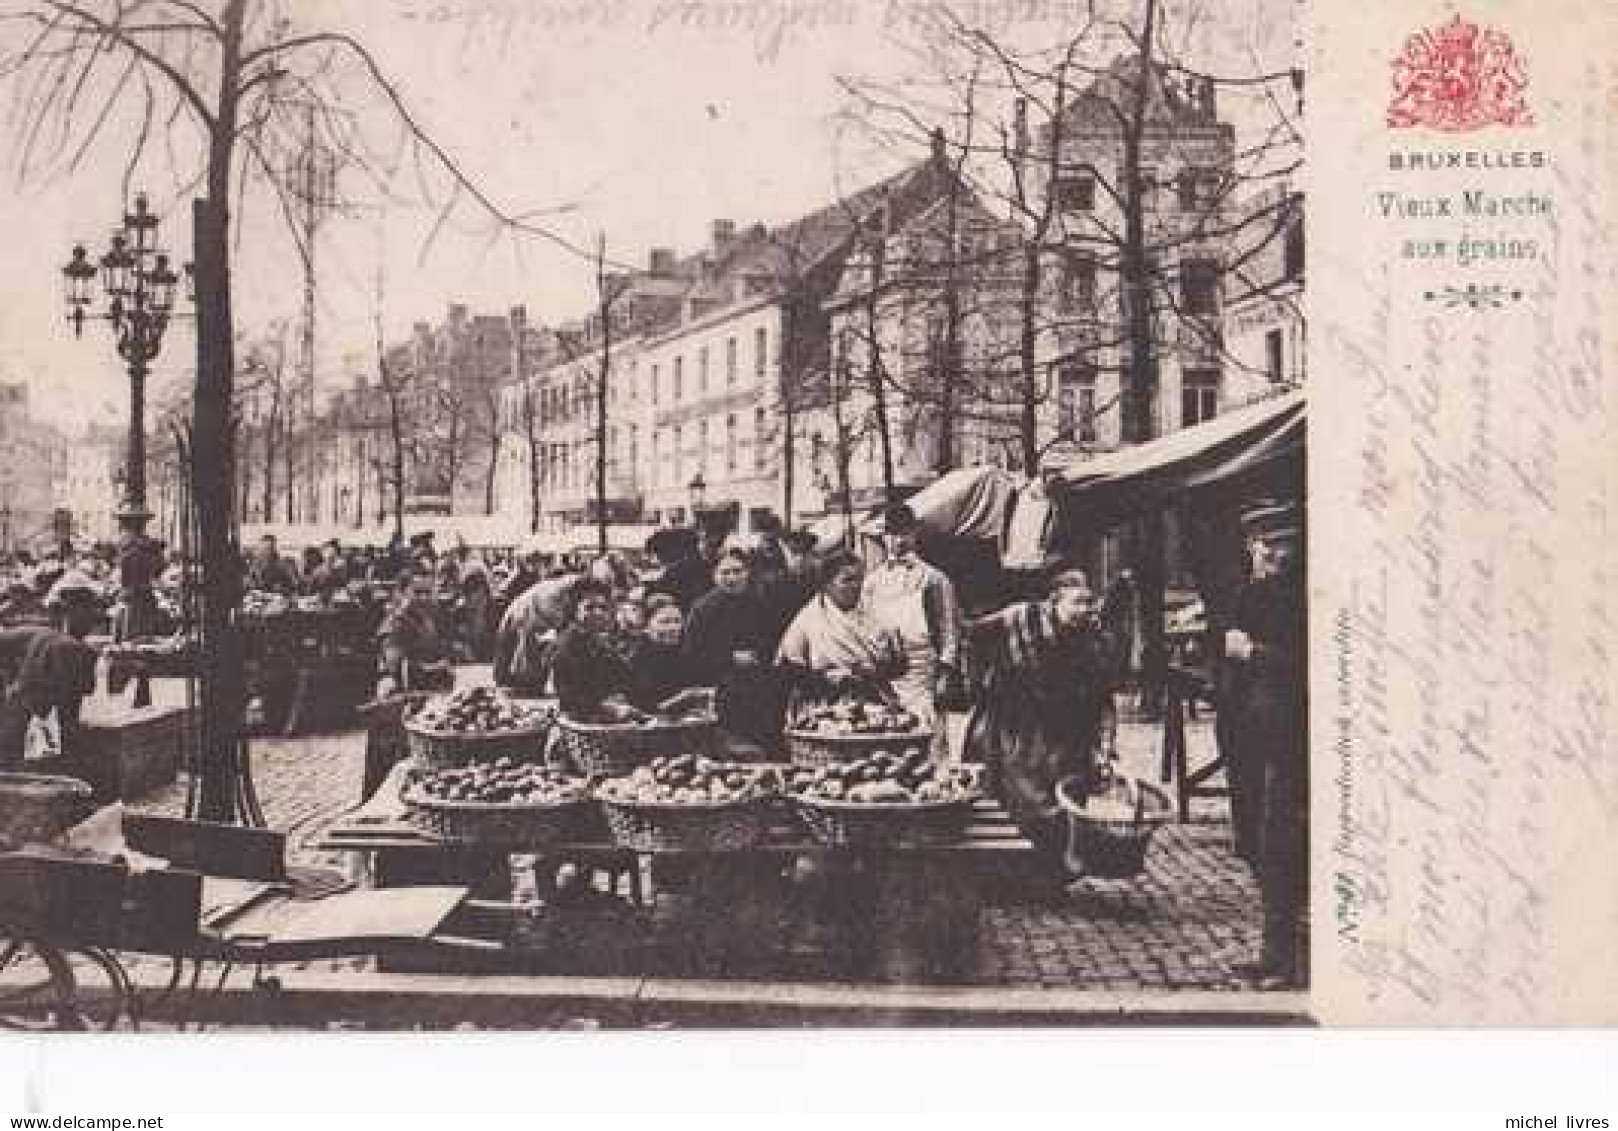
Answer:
[
  {"left": 322, "top": 762, "right": 1036, "bottom": 981},
  {"left": 29, "top": 702, "right": 196, "bottom": 802}
]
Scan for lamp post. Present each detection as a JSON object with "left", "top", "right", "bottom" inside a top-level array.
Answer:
[{"left": 61, "top": 193, "right": 190, "bottom": 535}]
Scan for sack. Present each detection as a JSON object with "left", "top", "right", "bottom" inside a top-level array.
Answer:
[
  {"left": 505, "top": 630, "right": 556, "bottom": 696},
  {"left": 24, "top": 710, "right": 60, "bottom": 763}
]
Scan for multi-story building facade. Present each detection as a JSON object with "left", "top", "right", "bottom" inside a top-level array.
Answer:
[
  {"left": 1223, "top": 184, "right": 1305, "bottom": 401},
  {"left": 0, "top": 383, "right": 69, "bottom": 553},
  {"left": 1034, "top": 56, "right": 1242, "bottom": 446},
  {"left": 494, "top": 154, "right": 966, "bottom": 537},
  {"left": 54, "top": 422, "right": 124, "bottom": 545}
]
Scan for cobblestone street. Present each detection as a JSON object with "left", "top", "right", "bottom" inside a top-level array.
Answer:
[{"left": 128, "top": 680, "right": 1263, "bottom": 998}]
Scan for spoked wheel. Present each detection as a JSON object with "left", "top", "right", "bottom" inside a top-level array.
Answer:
[{"left": 0, "top": 937, "right": 138, "bottom": 1031}]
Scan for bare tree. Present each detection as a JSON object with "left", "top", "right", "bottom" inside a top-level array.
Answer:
[{"left": 1, "top": 0, "right": 584, "bottom": 820}]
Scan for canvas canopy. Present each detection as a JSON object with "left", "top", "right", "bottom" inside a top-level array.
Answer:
[{"left": 1051, "top": 390, "right": 1304, "bottom": 523}]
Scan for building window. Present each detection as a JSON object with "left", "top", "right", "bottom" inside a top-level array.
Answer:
[
  {"left": 1284, "top": 217, "right": 1305, "bottom": 280},
  {"left": 1055, "top": 175, "right": 1095, "bottom": 212},
  {"left": 699, "top": 346, "right": 710, "bottom": 395},
  {"left": 674, "top": 356, "right": 683, "bottom": 402},
  {"left": 1183, "top": 368, "right": 1220, "bottom": 427},
  {"left": 1060, "top": 252, "right": 1097, "bottom": 313},
  {"left": 698, "top": 420, "right": 710, "bottom": 477},
  {"left": 726, "top": 414, "right": 737, "bottom": 471},
  {"left": 1266, "top": 329, "right": 1285, "bottom": 385},
  {"left": 754, "top": 407, "right": 769, "bottom": 470},
  {"left": 1176, "top": 168, "right": 1221, "bottom": 212},
  {"left": 651, "top": 364, "right": 660, "bottom": 405},
  {"left": 672, "top": 425, "right": 683, "bottom": 480},
  {"left": 754, "top": 327, "right": 768, "bottom": 383},
  {"left": 1181, "top": 259, "right": 1220, "bottom": 315},
  {"left": 1057, "top": 364, "right": 1098, "bottom": 442},
  {"left": 725, "top": 337, "right": 737, "bottom": 386}
]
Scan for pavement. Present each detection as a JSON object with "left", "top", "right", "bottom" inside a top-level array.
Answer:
[{"left": 122, "top": 681, "right": 1269, "bottom": 1004}]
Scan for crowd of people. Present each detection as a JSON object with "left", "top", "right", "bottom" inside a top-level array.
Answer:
[{"left": 0, "top": 490, "right": 1306, "bottom": 989}]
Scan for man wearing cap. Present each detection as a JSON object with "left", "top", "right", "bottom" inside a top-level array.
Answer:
[
  {"left": 0, "top": 571, "right": 102, "bottom": 771},
  {"left": 246, "top": 535, "right": 299, "bottom": 595},
  {"left": 1224, "top": 497, "right": 1307, "bottom": 988},
  {"left": 863, "top": 502, "right": 963, "bottom": 748}
]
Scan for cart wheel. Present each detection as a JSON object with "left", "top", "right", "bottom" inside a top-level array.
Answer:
[{"left": 0, "top": 938, "right": 129, "bottom": 1031}]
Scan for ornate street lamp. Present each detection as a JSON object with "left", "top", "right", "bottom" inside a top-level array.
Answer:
[
  {"left": 61, "top": 191, "right": 192, "bottom": 640},
  {"left": 61, "top": 192, "right": 191, "bottom": 534},
  {"left": 687, "top": 472, "right": 707, "bottom": 515}
]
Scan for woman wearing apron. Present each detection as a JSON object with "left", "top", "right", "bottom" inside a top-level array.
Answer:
[{"left": 862, "top": 504, "right": 963, "bottom": 761}]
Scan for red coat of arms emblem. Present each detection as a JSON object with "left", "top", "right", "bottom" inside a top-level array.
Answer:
[{"left": 1387, "top": 15, "right": 1533, "bottom": 131}]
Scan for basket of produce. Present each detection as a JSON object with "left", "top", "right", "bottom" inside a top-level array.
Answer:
[
  {"left": 0, "top": 773, "right": 94, "bottom": 847},
  {"left": 1055, "top": 771, "right": 1172, "bottom": 879},
  {"left": 595, "top": 755, "right": 776, "bottom": 853},
  {"left": 785, "top": 752, "right": 981, "bottom": 848},
  {"left": 783, "top": 700, "right": 931, "bottom": 768},
  {"left": 401, "top": 760, "right": 590, "bottom": 848},
  {"left": 553, "top": 707, "right": 719, "bottom": 779},
  {"left": 404, "top": 687, "right": 555, "bottom": 771}
]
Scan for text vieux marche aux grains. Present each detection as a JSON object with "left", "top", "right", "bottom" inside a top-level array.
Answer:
[{"left": 1376, "top": 190, "right": 1552, "bottom": 220}]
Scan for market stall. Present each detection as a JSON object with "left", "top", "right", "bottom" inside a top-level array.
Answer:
[
  {"left": 321, "top": 684, "right": 1036, "bottom": 980},
  {"left": 1047, "top": 390, "right": 1306, "bottom": 821}
]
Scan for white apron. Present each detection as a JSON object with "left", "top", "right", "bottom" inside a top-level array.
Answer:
[{"left": 866, "top": 566, "right": 947, "bottom": 760}]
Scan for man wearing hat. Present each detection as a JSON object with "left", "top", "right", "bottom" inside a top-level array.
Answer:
[
  {"left": 0, "top": 570, "right": 102, "bottom": 771},
  {"left": 864, "top": 502, "right": 963, "bottom": 747},
  {"left": 1224, "top": 497, "right": 1307, "bottom": 988}
]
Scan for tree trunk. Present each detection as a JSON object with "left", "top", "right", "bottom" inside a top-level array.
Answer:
[
  {"left": 1018, "top": 242, "right": 1042, "bottom": 474},
  {"left": 595, "top": 235, "right": 611, "bottom": 553},
  {"left": 190, "top": 0, "right": 252, "bottom": 825},
  {"left": 525, "top": 392, "right": 541, "bottom": 534},
  {"left": 1120, "top": 0, "right": 1167, "bottom": 716}
]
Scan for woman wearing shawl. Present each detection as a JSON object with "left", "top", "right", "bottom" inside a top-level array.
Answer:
[
  {"left": 551, "top": 576, "right": 639, "bottom": 722},
  {"left": 775, "top": 550, "right": 906, "bottom": 717},
  {"left": 962, "top": 569, "right": 1126, "bottom": 872},
  {"left": 684, "top": 549, "right": 780, "bottom": 753},
  {"left": 376, "top": 567, "right": 455, "bottom": 697}
]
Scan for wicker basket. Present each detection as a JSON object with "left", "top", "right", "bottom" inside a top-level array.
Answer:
[
  {"left": 788, "top": 791, "right": 979, "bottom": 848},
  {"left": 404, "top": 722, "right": 552, "bottom": 772},
  {"left": 0, "top": 773, "right": 94, "bottom": 846},
  {"left": 553, "top": 714, "right": 720, "bottom": 779},
  {"left": 782, "top": 727, "right": 934, "bottom": 769},
  {"left": 400, "top": 782, "right": 590, "bottom": 849},
  {"left": 1055, "top": 773, "right": 1172, "bottom": 879},
  {"left": 597, "top": 793, "right": 772, "bottom": 853}
]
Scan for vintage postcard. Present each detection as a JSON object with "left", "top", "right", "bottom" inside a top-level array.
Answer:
[{"left": 0, "top": 0, "right": 1609, "bottom": 1062}]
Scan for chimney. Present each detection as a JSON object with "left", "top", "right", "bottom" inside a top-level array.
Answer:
[
  {"left": 930, "top": 126, "right": 947, "bottom": 165},
  {"left": 509, "top": 304, "right": 527, "bottom": 328},
  {"left": 648, "top": 247, "right": 676, "bottom": 277},
  {"left": 711, "top": 219, "right": 736, "bottom": 253}
]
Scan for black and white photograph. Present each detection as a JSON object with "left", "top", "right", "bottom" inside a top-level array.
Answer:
[{"left": 0, "top": 0, "right": 1309, "bottom": 1032}]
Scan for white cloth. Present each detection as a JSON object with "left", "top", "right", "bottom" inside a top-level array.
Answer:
[
  {"left": 1002, "top": 478, "right": 1054, "bottom": 570},
  {"left": 865, "top": 557, "right": 949, "bottom": 757}
]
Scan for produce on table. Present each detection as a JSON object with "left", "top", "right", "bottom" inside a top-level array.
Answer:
[
  {"left": 786, "top": 749, "right": 979, "bottom": 804},
  {"left": 791, "top": 699, "right": 922, "bottom": 736},
  {"left": 411, "top": 759, "right": 586, "bottom": 805},
  {"left": 597, "top": 754, "right": 773, "bottom": 806},
  {"left": 408, "top": 686, "right": 554, "bottom": 735},
  {"left": 239, "top": 591, "right": 290, "bottom": 618},
  {"left": 109, "top": 632, "right": 193, "bottom": 657}
]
